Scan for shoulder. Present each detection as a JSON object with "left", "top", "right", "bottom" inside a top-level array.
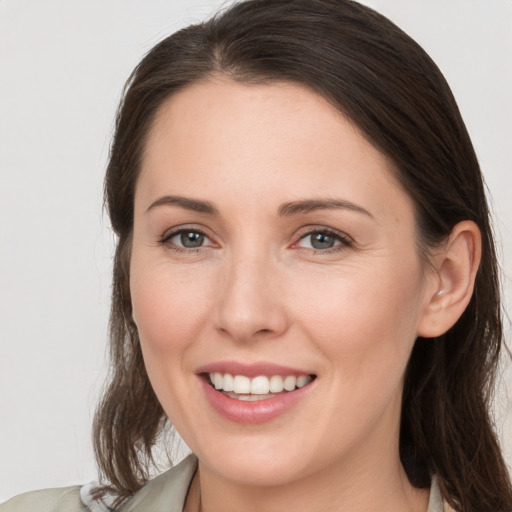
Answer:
[
  {"left": 1, "top": 486, "right": 88, "bottom": 512},
  {"left": 2, "top": 455, "right": 198, "bottom": 512},
  {"left": 119, "top": 454, "right": 198, "bottom": 512}
]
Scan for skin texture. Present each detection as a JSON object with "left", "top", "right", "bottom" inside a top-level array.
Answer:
[{"left": 130, "top": 79, "right": 480, "bottom": 512}]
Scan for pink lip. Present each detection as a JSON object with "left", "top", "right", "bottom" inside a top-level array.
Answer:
[
  {"left": 196, "top": 361, "right": 316, "bottom": 424},
  {"left": 196, "top": 360, "right": 314, "bottom": 378},
  {"left": 199, "top": 378, "right": 315, "bottom": 424}
]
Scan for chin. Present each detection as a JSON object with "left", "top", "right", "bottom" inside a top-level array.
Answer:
[
  {"left": 201, "top": 450, "right": 310, "bottom": 487},
  {"left": 187, "top": 427, "right": 332, "bottom": 488}
]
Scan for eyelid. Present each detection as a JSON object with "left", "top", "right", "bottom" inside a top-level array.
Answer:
[
  {"left": 158, "top": 224, "right": 352, "bottom": 253},
  {"left": 292, "top": 225, "right": 353, "bottom": 252},
  {"left": 159, "top": 224, "right": 219, "bottom": 251}
]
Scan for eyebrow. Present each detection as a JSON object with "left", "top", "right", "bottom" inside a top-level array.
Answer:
[
  {"left": 146, "top": 195, "right": 219, "bottom": 215},
  {"left": 146, "top": 195, "right": 372, "bottom": 219},
  {"left": 278, "top": 199, "right": 373, "bottom": 218}
]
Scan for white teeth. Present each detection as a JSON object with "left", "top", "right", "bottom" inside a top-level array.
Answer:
[
  {"left": 233, "top": 375, "right": 251, "bottom": 394},
  {"left": 251, "top": 376, "right": 270, "bottom": 395},
  {"left": 208, "top": 372, "right": 313, "bottom": 395},
  {"left": 296, "top": 375, "right": 312, "bottom": 388},
  {"left": 283, "top": 375, "right": 296, "bottom": 391},
  {"left": 269, "top": 375, "right": 284, "bottom": 393},
  {"left": 223, "top": 373, "right": 234, "bottom": 392},
  {"left": 238, "top": 394, "right": 270, "bottom": 401},
  {"left": 214, "top": 372, "right": 223, "bottom": 390}
]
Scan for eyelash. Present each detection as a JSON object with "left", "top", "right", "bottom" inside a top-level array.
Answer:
[
  {"left": 158, "top": 226, "right": 353, "bottom": 254},
  {"left": 294, "top": 227, "right": 353, "bottom": 254},
  {"left": 159, "top": 227, "right": 214, "bottom": 253}
]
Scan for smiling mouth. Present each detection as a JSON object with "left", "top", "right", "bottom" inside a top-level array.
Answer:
[{"left": 205, "top": 372, "right": 316, "bottom": 401}]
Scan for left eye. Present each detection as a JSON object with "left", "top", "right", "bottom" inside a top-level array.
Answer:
[
  {"left": 296, "top": 230, "right": 347, "bottom": 250},
  {"left": 166, "top": 230, "right": 209, "bottom": 249}
]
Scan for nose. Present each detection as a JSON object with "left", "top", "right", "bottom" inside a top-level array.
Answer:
[{"left": 214, "top": 251, "right": 289, "bottom": 343}]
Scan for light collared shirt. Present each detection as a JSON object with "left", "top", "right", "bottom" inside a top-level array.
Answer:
[{"left": 2, "top": 454, "right": 446, "bottom": 512}]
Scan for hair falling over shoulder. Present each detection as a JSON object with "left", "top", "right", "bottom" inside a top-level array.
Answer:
[{"left": 92, "top": 1, "right": 512, "bottom": 510}]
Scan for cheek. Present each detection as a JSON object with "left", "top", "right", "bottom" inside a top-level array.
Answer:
[
  {"left": 129, "top": 259, "right": 217, "bottom": 427},
  {"left": 131, "top": 262, "right": 207, "bottom": 345},
  {"left": 129, "top": 257, "right": 216, "bottom": 399},
  {"left": 289, "top": 262, "right": 426, "bottom": 453},
  {"left": 297, "top": 259, "right": 425, "bottom": 384}
]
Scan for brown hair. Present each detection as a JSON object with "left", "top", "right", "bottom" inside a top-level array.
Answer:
[{"left": 93, "top": 1, "right": 512, "bottom": 510}]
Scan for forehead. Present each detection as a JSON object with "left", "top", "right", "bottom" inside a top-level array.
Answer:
[
  {"left": 146, "top": 79, "right": 365, "bottom": 152},
  {"left": 138, "top": 78, "right": 412, "bottom": 224}
]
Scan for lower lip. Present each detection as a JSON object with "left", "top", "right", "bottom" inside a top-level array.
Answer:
[{"left": 199, "top": 377, "right": 314, "bottom": 424}]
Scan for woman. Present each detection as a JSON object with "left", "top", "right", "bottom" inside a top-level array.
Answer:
[{"left": 3, "top": 1, "right": 511, "bottom": 511}]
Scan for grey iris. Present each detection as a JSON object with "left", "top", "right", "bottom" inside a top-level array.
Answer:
[
  {"left": 181, "top": 232, "right": 205, "bottom": 248},
  {"left": 311, "top": 232, "right": 335, "bottom": 249}
]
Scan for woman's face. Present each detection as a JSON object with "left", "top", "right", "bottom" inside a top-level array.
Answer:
[{"left": 130, "top": 79, "right": 436, "bottom": 486}]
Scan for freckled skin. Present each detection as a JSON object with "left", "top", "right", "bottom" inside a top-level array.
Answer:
[{"left": 130, "top": 79, "right": 434, "bottom": 512}]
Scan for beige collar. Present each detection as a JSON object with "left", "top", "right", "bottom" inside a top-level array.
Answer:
[
  {"left": 119, "top": 454, "right": 198, "bottom": 512},
  {"left": 427, "top": 475, "right": 446, "bottom": 512},
  {"left": 119, "top": 454, "right": 447, "bottom": 512}
]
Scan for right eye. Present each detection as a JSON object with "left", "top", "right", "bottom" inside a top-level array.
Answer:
[{"left": 161, "top": 228, "right": 214, "bottom": 251}]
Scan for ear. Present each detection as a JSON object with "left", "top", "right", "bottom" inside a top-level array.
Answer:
[{"left": 417, "top": 221, "right": 481, "bottom": 338}]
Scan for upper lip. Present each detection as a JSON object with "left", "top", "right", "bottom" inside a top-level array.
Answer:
[{"left": 196, "top": 360, "right": 315, "bottom": 378}]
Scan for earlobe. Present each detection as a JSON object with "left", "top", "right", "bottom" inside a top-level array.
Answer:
[{"left": 417, "top": 221, "right": 481, "bottom": 338}]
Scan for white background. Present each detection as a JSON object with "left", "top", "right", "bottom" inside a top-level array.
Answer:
[{"left": 1, "top": 0, "right": 510, "bottom": 501}]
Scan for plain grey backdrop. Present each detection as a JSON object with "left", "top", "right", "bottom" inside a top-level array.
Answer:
[{"left": 1, "top": 0, "right": 511, "bottom": 501}]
